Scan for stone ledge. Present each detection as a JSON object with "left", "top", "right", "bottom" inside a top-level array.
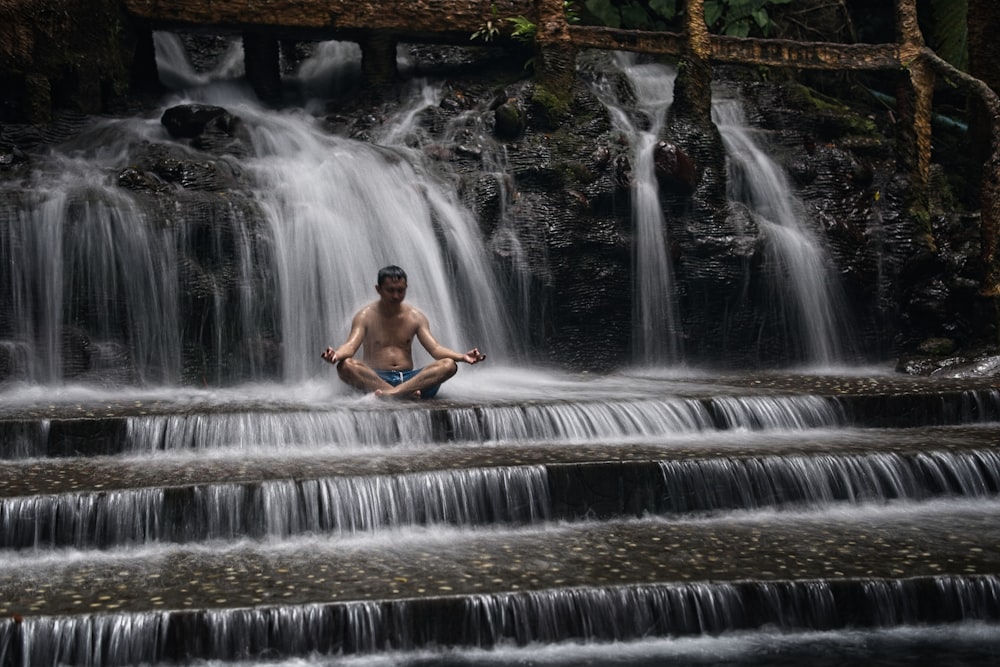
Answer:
[{"left": 3, "top": 510, "right": 1000, "bottom": 614}]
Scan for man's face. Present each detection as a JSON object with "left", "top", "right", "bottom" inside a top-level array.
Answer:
[{"left": 376, "top": 277, "right": 407, "bottom": 305}]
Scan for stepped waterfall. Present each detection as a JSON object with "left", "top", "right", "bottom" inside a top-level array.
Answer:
[{"left": 0, "top": 36, "right": 998, "bottom": 667}]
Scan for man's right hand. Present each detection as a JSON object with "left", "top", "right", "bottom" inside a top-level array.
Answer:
[{"left": 321, "top": 347, "right": 339, "bottom": 365}]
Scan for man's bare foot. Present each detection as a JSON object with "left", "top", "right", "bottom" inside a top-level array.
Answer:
[{"left": 374, "top": 388, "right": 421, "bottom": 401}]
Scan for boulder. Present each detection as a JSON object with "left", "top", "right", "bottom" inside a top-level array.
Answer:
[
  {"left": 653, "top": 140, "right": 697, "bottom": 194},
  {"left": 161, "top": 104, "right": 241, "bottom": 140}
]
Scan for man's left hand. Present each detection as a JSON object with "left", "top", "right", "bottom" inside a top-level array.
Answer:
[{"left": 463, "top": 348, "right": 486, "bottom": 364}]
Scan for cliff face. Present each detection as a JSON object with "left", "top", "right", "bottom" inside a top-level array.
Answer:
[
  {"left": 0, "top": 0, "right": 141, "bottom": 122},
  {"left": 0, "top": 14, "right": 992, "bottom": 380}
]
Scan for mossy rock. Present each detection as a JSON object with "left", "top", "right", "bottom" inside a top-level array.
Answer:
[{"left": 530, "top": 84, "right": 572, "bottom": 131}]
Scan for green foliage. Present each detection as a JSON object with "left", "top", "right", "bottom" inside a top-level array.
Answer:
[
  {"left": 582, "top": 0, "right": 790, "bottom": 34},
  {"left": 584, "top": 0, "right": 679, "bottom": 30},
  {"left": 565, "top": 1, "right": 581, "bottom": 25},
  {"left": 507, "top": 2, "right": 579, "bottom": 42},
  {"left": 507, "top": 15, "right": 537, "bottom": 42},
  {"left": 704, "top": 0, "right": 791, "bottom": 37},
  {"left": 927, "top": 0, "right": 968, "bottom": 70},
  {"left": 471, "top": 4, "right": 501, "bottom": 42}
]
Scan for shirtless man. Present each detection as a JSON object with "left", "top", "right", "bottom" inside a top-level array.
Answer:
[{"left": 321, "top": 265, "right": 486, "bottom": 399}]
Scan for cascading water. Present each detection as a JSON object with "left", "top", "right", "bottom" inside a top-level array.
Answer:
[
  {"left": 595, "top": 53, "right": 683, "bottom": 365},
  {"left": 714, "top": 94, "right": 852, "bottom": 367},
  {"left": 165, "top": 35, "right": 519, "bottom": 382},
  {"left": 0, "top": 34, "right": 516, "bottom": 387},
  {"left": 1, "top": 33, "right": 999, "bottom": 667},
  {"left": 595, "top": 54, "right": 853, "bottom": 368}
]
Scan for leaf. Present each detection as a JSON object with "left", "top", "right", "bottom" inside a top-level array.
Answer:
[
  {"left": 507, "top": 16, "right": 537, "bottom": 41},
  {"left": 620, "top": 1, "right": 650, "bottom": 29},
  {"left": 649, "top": 0, "right": 678, "bottom": 20},
  {"left": 704, "top": 0, "right": 724, "bottom": 28},
  {"left": 727, "top": 2, "right": 753, "bottom": 21},
  {"left": 752, "top": 7, "right": 769, "bottom": 29},
  {"left": 930, "top": 0, "right": 968, "bottom": 70},
  {"left": 726, "top": 18, "right": 751, "bottom": 38},
  {"left": 585, "top": 0, "right": 621, "bottom": 28}
]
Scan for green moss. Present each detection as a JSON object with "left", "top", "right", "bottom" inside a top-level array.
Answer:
[
  {"left": 531, "top": 84, "right": 573, "bottom": 130},
  {"left": 786, "top": 83, "right": 879, "bottom": 136},
  {"left": 561, "top": 160, "right": 596, "bottom": 184},
  {"left": 910, "top": 205, "right": 937, "bottom": 252}
]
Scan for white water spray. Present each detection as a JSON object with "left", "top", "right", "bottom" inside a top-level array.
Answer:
[
  {"left": 714, "top": 95, "right": 850, "bottom": 367},
  {"left": 0, "top": 35, "right": 517, "bottom": 387},
  {"left": 596, "top": 54, "right": 683, "bottom": 365}
]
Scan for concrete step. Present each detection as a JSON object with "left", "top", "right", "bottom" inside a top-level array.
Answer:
[
  {"left": 1, "top": 426, "right": 999, "bottom": 550},
  {"left": 2, "top": 373, "right": 998, "bottom": 664},
  {"left": 1, "top": 374, "right": 997, "bottom": 459},
  {"left": 1, "top": 501, "right": 998, "bottom": 663}
]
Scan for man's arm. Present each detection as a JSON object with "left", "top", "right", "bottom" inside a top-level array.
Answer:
[
  {"left": 321, "top": 309, "right": 367, "bottom": 365},
  {"left": 414, "top": 311, "right": 486, "bottom": 365}
]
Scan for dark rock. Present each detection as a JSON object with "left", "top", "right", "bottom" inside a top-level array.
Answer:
[
  {"left": 0, "top": 142, "right": 27, "bottom": 168},
  {"left": 161, "top": 105, "right": 241, "bottom": 140},
  {"left": 896, "top": 356, "right": 941, "bottom": 376},
  {"left": 117, "top": 166, "right": 163, "bottom": 192},
  {"left": 493, "top": 100, "right": 527, "bottom": 141},
  {"left": 931, "top": 354, "right": 1000, "bottom": 379},
  {"left": 145, "top": 155, "right": 239, "bottom": 192},
  {"left": 788, "top": 157, "right": 817, "bottom": 186},
  {"left": 455, "top": 144, "right": 482, "bottom": 160},
  {"left": 917, "top": 337, "right": 957, "bottom": 356},
  {"left": 653, "top": 141, "right": 697, "bottom": 194}
]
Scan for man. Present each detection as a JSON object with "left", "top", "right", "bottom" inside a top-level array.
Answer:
[{"left": 321, "top": 265, "right": 486, "bottom": 399}]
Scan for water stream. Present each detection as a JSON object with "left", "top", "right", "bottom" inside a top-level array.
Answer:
[
  {"left": 595, "top": 54, "right": 683, "bottom": 365},
  {"left": 0, "top": 34, "right": 516, "bottom": 389},
  {"left": 714, "top": 94, "right": 852, "bottom": 367},
  {"left": 0, "top": 36, "right": 997, "bottom": 666},
  {"left": 594, "top": 55, "right": 853, "bottom": 368}
]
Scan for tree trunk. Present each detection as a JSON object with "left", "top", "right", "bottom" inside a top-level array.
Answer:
[
  {"left": 894, "top": 0, "right": 933, "bottom": 217},
  {"left": 917, "top": 45, "right": 1000, "bottom": 296},
  {"left": 532, "top": 0, "right": 576, "bottom": 128},
  {"left": 668, "top": 0, "right": 727, "bottom": 214}
]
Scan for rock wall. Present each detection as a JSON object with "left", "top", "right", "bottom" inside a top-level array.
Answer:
[
  {"left": 0, "top": 0, "right": 144, "bottom": 123},
  {"left": 0, "top": 35, "right": 992, "bottom": 380}
]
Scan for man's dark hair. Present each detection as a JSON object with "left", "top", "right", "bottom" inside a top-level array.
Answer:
[{"left": 377, "top": 265, "right": 407, "bottom": 285}]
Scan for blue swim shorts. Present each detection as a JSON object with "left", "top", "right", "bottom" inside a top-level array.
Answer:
[{"left": 374, "top": 368, "right": 441, "bottom": 399}]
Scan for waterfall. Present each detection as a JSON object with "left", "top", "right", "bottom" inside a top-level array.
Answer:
[
  {"left": 0, "top": 34, "right": 516, "bottom": 388},
  {"left": 7, "top": 448, "right": 1000, "bottom": 550},
  {"left": 714, "top": 95, "right": 851, "bottom": 367},
  {"left": 593, "top": 54, "right": 854, "bottom": 368},
  {"left": 0, "top": 163, "right": 185, "bottom": 384},
  {"left": 5, "top": 576, "right": 999, "bottom": 664},
  {"left": 595, "top": 54, "right": 683, "bottom": 365},
  {"left": 1, "top": 32, "right": 998, "bottom": 667}
]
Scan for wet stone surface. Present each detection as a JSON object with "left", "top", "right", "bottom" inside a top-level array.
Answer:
[
  {"left": 2, "top": 374, "right": 999, "bottom": 641},
  {"left": 1, "top": 507, "right": 998, "bottom": 618},
  {"left": 0, "top": 373, "right": 997, "bottom": 421},
  {"left": 1, "top": 424, "right": 999, "bottom": 497}
]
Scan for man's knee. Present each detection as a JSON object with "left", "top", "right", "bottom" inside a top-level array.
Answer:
[
  {"left": 337, "top": 357, "right": 363, "bottom": 382},
  {"left": 439, "top": 358, "right": 458, "bottom": 379}
]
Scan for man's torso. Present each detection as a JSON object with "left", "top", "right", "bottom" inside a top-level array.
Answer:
[{"left": 360, "top": 303, "right": 420, "bottom": 370}]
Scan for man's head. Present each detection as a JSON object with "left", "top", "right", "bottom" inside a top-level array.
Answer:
[
  {"left": 377, "top": 265, "right": 407, "bottom": 286},
  {"left": 376, "top": 265, "right": 408, "bottom": 305}
]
